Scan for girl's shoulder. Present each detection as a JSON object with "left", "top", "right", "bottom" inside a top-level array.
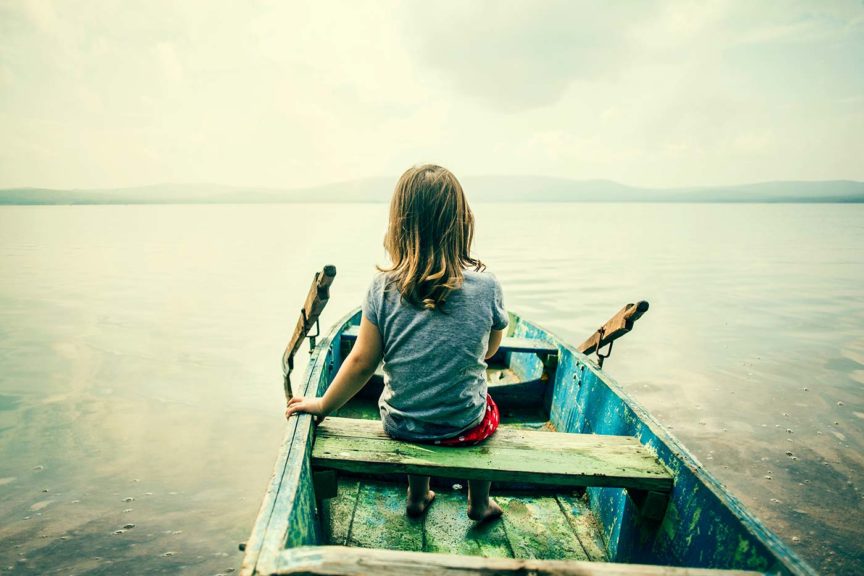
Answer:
[
  {"left": 369, "top": 270, "right": 397, "bottom": 288},
  {"left": 462, "top": 268, "right": 502, "bottom": 286},
  {"left": 461, "top": 269, "right": 504, "bottom": 299},
  {"left": 367, "top": 271, "right": 403, "bottom": 301}
]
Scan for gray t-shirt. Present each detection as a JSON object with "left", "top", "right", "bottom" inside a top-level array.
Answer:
[{"left": 362, "top": 269, "right": 509, "bottom": 441}]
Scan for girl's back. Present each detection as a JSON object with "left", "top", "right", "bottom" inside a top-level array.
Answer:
[{"left": 364, "top": 269, "right": 508, "bottom": 441}]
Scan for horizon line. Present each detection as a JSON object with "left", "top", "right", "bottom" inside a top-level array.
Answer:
[{"left": 2, "top": 175, "right": 863, "bottom": 193}]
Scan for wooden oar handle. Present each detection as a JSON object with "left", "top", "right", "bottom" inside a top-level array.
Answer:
[
  {"left": 577, "top": 301, "right": 649, "bottom": 357},
  {"left": 315, "top": 264, "right": 336, "bottom": 298},
  {"left": 282, "top": 265, "right": 337, "bottom": 400}
]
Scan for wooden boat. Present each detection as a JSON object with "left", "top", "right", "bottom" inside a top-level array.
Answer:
[{"left": 241, "top": 272, "right": 815, "bottom": 575}]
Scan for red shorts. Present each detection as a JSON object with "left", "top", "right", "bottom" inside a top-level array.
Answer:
[{"left": 434, "top": 394, "right": 499, "bottom": 447}]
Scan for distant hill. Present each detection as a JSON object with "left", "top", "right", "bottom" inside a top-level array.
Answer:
[{"left": 1, "top": 177, "right": 862, "bottom": 204}]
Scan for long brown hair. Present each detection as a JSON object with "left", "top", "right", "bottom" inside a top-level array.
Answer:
[{"left": 379, "top": 164, "right": 484, "bottom": 309}]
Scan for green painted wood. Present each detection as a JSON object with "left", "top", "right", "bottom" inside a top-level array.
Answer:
[
  {"left": 423, "top": 490, "right": 513, "bottom": 558},
  {"left": 321, "top": 481, "right": 611, "bottom": 562},
  {"left": 346, "top": 481, "right": 424, "bottom": 551},
  {"left": 341, "top": 325, "right": 557, "bottom": 356},
  {"left": 498, "top": 495, "right": 589, "bottom": 560},
  {"left": 323, "top": 478, "right": 360, "bottom": 545},
  {"left": 260, "top": 367, "right": 329, "bottom": 558},
  {"left": 313, "top": 418, "right": 673, "bottom": 492},
  {"left": 557, "top": 493, "right": 608, "bottom": 562},
  {"left": 325, "top": 403, "right": 559, "bottom": 491}
]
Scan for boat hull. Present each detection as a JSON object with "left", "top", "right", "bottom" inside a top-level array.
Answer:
[{"left": 241, "top": 308, "right": 814, "bottom": 575}]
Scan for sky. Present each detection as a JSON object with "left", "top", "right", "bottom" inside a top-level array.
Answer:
[{"left": 0, "top": 0, "right": 862, "bottom": 190}]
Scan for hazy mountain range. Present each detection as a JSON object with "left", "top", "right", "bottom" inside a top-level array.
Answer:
[{"left": 1, "top": 177, "right": 862, "bottom": 204}]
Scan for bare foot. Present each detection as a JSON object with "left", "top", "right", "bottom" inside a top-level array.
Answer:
[
  {"left": 467, "top": 499, "right": 503, "bottom": 523},
  {"left": 406, "top": 489, "right": 436, "bottom": 517}
]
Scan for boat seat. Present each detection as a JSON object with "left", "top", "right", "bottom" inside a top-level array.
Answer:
[
  {"left": 311, "top": 417, "right": 672, "bottom": 493},
  {"left": 339, "top": 325, "right": 558, "bottom": 357}
]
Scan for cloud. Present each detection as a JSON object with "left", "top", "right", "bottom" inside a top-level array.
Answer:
[
  {"left": 154, "top": 42, "right": 184, "bottom": 83},
  {"left": 401, "top": 1, "right": 656, "bottom": 111},
  {"left": 18, "top": 0, "right": 63, "bottom": 35},
  {"left": 0, "top": 0, "right": 861, "bottom": 188}
]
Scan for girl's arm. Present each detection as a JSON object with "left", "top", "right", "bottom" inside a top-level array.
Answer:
[
  {"left": 285, "top": 315, "right": 383, "bottom": 420},
  {"left": 485, "top": 328, "right": 505, "bottom": 360}
]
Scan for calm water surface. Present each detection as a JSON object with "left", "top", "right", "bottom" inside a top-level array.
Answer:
[{"left": 0, "top": 204, "right": 861, "bottom": 575}]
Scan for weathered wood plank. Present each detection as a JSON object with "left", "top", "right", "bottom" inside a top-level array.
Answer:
[
  {"left": 424, "top": 490, "right": 513, "bottom": 558},
  {"left": 345, "top": 481, "right": 423, "bottom": 551},
  {"left": 317, "top": 417, "right": 647, "bottom": 453},
  {"left": 498, "top": 495, "right": 589, "bottom": 560},
  {"left": 323, "top": 480, "right": 606, "bottom": 561},
  {"left": 313, "top": 418, "right": 673, "bottom": 492},
  {"left": 557, "top": 493, "right": 608, "bottom": 562},
  {"left": 269, "top": 545, "right": 765, "bottom": 575}
]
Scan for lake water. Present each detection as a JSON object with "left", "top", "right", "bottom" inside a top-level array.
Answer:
[{"left": 0, "top": 203, "right": 861, "bottom": 575}]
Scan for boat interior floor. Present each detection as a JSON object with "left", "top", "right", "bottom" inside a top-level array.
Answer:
[
  {"left": 320, "top": 477, "right": 608, "bottom": 561},
  {"left": 323, "top": 366, "right": 609, "bottom": 562}
]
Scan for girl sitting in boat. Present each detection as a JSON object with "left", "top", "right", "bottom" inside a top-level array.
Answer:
[{"left": 285, "top": 164, "right": 509, "bottom": 522}]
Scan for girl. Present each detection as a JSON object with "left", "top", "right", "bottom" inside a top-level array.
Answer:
[{"left": 285, "top": 164, "right": 508, "bottom": 522}]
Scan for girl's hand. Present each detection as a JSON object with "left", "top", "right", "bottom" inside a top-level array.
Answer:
[{"left": 285, "top": 396, "right": 327, "bottom": 420}]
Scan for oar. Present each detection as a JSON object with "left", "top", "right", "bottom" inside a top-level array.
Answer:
[
  {"left": 282, "top": 265, "right": 337, "bottom": 403},
  {"left": 577, "top": 301, "right": 649, "bottom": 367}
]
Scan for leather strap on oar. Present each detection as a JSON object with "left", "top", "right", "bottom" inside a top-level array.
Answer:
[
  {"left": 282, "top": 265, "right": 337, "bottom": 402},
  {"left": 577, "top": 301, "right": 649, "bottom": 367}
]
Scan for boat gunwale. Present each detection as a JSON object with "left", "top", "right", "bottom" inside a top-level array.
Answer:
[{"left": 241, "top": 307, "right": 358, "bottom": 576}]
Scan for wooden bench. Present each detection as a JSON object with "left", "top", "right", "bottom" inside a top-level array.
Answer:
[
  {"left": 312, "top": 418, "right": 673, "bottom": 493},
  {"left": 339, "top": 325, "right": 558, "bottom": 358}
]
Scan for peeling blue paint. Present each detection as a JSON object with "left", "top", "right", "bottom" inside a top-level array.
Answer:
[{"left": 515, "top": 311, "right": 813, "bottom": 574}]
